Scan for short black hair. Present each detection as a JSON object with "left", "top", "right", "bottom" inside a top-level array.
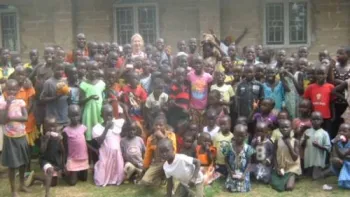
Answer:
[{"left": 157, "top": 138, "right": 173, "bottom": 150}]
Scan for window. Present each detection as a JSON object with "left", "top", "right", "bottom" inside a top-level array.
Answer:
[
  {"left": 0, "top": 5, "right": 19, "bottom": 52},
  {"left": 114, "top": 3, "right": 158, "bottom": 45},
  {"left": 263, "top": 0, "right": 310, "bottom": 47}
]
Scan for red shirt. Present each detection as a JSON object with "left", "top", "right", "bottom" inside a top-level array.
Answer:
[{"left": 304, "top": 83, "right": 334, "bottom": 119}]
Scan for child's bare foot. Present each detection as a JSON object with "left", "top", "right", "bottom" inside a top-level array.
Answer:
[
  {"left": 12, "top": 192, "right": 19, "bottom": 197},
  {"left": 19, "top": 186, "right": 31, "bottom": 193}
]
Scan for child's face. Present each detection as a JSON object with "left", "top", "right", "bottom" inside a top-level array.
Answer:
[
  {"left": 154, "top": 119, "right": 166, "bottom": 132},
  {"left": 156, "top": 39, "right": 165, "bottom": 51},
  {"left": 255, "top": 124, "right": 268, "bottom": 139},
  {"left": 97, "top": 43, "right": 105, "bottom": 54},
  {"left": 87, "top": 63, "right": 100, "bottom": 80},
  {"left": 102, "top": 106, "right": 114, "bottom": 122},
  {"left": 77, "top": 63, "right": 87, "bottom": 78},
  {"left": 256, "top": 45, "right": 263, "bottom": 57},
  {"left": 207, "top": 93, "right": 220, "bottom": 105},
  {"left": 1, "top": 49, "right": 10, "bottom": 63},
  {"left": 260, "top": 100, "right": 273, "bottom": 113},
  {"left": 127, "top": 123, "right": 138, "bottom": 138},
  {"left": 298, "top": 101, "right": 311, "bottom": 116},
  {"left": 276, "top": 50, "right": 286, "bottom": 63},
  {"left": 306, "top": 67, "right": 315, "bottom": 82},
  {"left": 254, "top": 67, "right": 264, "bottom": 79},
  {"left": 339, "top": 124, "right": 350, "bottom": 139},
  {"left": 53, "top": 65, "right": 64, "bottom": 79},
  {"left": 123, "top": 45, "right": 132, "bottom": 55},
  {"left": 222, "top": 57, "right": 231, "bottom": 70},
  {"left": 44, "top": 48, "right": 55, "bottom": 64},
  {"left": 68, "top": 68, "right": 79, "bottom": 82},
  {"left": 204, "top": 62, "right": 214, "bottom": 75},
  {"left": 298, "top": 47, "right": 308, "bottom": 58},
  {"left": 189, "top": 124, "right": 198, "bottom": 135},
  {"left": 188, "top": 39, "right": 197, "bottom": 53},
  {"left": 206, "top": 113, "right": 216, "bottom": 128},
  {"left": 284, "top": 58, "right": 294, "bottom": 73},
  {"left": 129, "top": 76, "right": 139, "bottom": 88},
  {"left": 279, "top": 120, "right": 291, "bottom": 138},
  {"left": 265, "top": 67, "right": 276, "bottom": 82},
  {"left": 14, "top": 69, "right": 26, "bottom": 85},
  {"left": 228, "top": 45, "right": 236, "bottom": 57},
  {"left": 234, "top": 127, "right": 247, "bottom": 143},
  {"left": 315, "top": 66, "right": 326, "bottom": 84},
  {"left": 45, "top": 119, "right": 57, "bottom": 133},
  {"left": 6, "top": 82, "right": 19, "bottom": 97},
  {"left": 245, "top": 48, "right": 256, "bottom": 61},
  {"left": 152, "top": 52, "right": 161, "bottom": 63},
  {"left": 311, "top": 112, "right": 323, "bottom": 129},
  {"left": 236, "top": 117, "right": 248, "bottom": 126},
  {"left": 193, "top": 58, "right": 203, "bottom": 74},
  {"left": 319, "top": 51, "right": 328, "bottom": 62},
  {"left": 243, "top": 67, "right": 254, "bottom": 81},
  {"left": 277, "top": 112, "right": 289, "bottom": 125},
  {"left": 110, "top": 43, "right": 119, "bottom": 52},
  {"left": 108, "top": 53, "right": 118, "bottom": 67},
  {"left": 233, "top": 66, "right": 242, "bottom": 80},
  {"left": 145, "top": 45, "right": 152, "bottom": 55},
  {"left": 215, "top": 72, "right": 225, "bottom": 84},
  {"left": 68, "top": 108, "right": 80, "bottom": 126},
  {"left": 29, "top": 50, "right": 39, "bottom": 63},
  {"left": 175, "top": 69, "right": 186, "bottom": 83},
  {"left": 178, "top": 56, "right": 188, "bottom": 69},
  {"left": 200, "top": 135, "right": 212, "bottom": 147},
  {"left": 159, "top": 144, "right": 174, "bottom": 161},
  {"left": 336, "top": 49, "right": 348, "bottom": 64},
  {"left": 153, "top": 86, "right": 163, "bottom": 97},
  {"left": 177, "top": 41, "right": 186, "bottom": 52},
  {"left": 183, "top": 135, "right": 194, "bottom": 149},
  {"left": 219, "top": 118, "right": 231, "bottom": 134}
]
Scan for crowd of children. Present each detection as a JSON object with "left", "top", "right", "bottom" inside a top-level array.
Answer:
[{"left": 0, "top": 31, "right": 350, "bottom": 197}]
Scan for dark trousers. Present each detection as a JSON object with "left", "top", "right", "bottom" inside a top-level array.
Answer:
[
  {"left": 333, "top": 103, "right": 347, "bottom": 138},
  {"left": 322, "top": 118, "right": 333, "bottom": 139}
]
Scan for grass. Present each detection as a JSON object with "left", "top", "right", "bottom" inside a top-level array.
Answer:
[{"left": 0, "top": 164, "right": 348, "bottom": 197}]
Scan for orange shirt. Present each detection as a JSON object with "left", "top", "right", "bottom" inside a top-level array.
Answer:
[
  {"left": 196, "top": 145, "right": 217, "bottom": 166},
  {"left": 65, "top": 47, "right": 89, "bottom": 63},
  {"left": 143, "top": 130, "right": 177, "bottom": 168}
]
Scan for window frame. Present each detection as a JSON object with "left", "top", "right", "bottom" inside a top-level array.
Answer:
[
  {"left": 262, "top": 0, "right": 311, "bottom": 48},
  {"left": 0, "top": 5, "right": 20, "bottom": 53},
  {"left": 113, "top": 2, "right": 160, "bottom": 45}
]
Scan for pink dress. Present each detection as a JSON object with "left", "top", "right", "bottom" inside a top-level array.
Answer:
[
  {"left": 92, "top": 119, "right": 125, "bottom": 186},
  {"left": 63, "top": 125, "right": 89, "bottom": 171}
]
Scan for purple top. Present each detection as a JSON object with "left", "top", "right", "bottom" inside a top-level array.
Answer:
[
  {"left": 63, "top": 125, "right": 88, "bottom": 160},
  {"left": 253, "top": 112, "right": 277, "bottom": 126}
]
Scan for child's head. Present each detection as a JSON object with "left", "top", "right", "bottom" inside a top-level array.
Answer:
[
  {"left": 127, "top": 73, "right": 139, "bottom": 89},
  {"left": 298, "top": 99, "right": 312, "bottom": 118},
  {"left": 44, "top": 47, "right": 55, "bottom": 65},
  {"left": 305, "top": 65, "right": 316, "bottom": 83},
  {"left": 110, "top": 42, "right": 119, "bottom": 53},
  {"left": 265, "top": 65, "right": 277, "bottom": 82},
  {"left": 188, "top": 123, "right": 199, "bottom": 137},
  {"left": 236, "top": 116, "right": 248, "bottom": 126},
  {"left": 183, "top": 132, "right": 195, "bottom": 149},
  {"left": 14, "top": 65, "right": 26, "bottom": 85},
  {"left": 97, "top": 42, "right": 105, "bottom": 55},
  {"left": 160, "top": 65, "right": 172, "bottom": 83},
  {"left": 153, "top": 116, "right": 168, "bottom": 139},
  {"left": 336, "top": 47, "right": 349, "bottom": 65},
  {"left": 234, "top": 124, "right": 248, "bottom": 144},
  {"left": 255, "top": 45, "right": 263, "bottom": 59},
  {"left": 76, "top": 61, "right": 87, "bottom": 79},
  {"left": 101, "top": 103, "right": 114, "bottom": 122},
  {"left": 207, "top": 89, "right": 221, "bottom": 106},
  {"left": 243, "top": 65, "right": 254, "bottom": 81},
  {"left": 199, "top": 132, "right": 212, "bottom": 147},
  {"left": 123, "top": 44, "right": 132, "bottom": 56},
  {"left": 5, "top": 79, "right": 19, "bottom": 97},
  {"left": 233, "top": 64, "right": 242, "bottom": 82},
  {"left": 221, "top": 56, "right": 232, "bottom": 72},
  {"left": 177, "top": 40, "right": 187, "bottom": 52},
  {"left": 158, "top": 138, "right": 175, "bottom": 162},
  {"left": 245, "top": 46, "right": 256, "bottom": 62},
  {"left": 298, "top": 46, "right": 309, "bottom": 58},
  {"left": 106, "top": 52, "right": 118, "bottom": 68},
  {"left": 338, "top": 123, "right": 350, "bottom": 140},
  {"left": 145, "top": 44, "right": 153, "bottom": 56},
  {"left": 174, "top": 67, "right": 186, "bottom": 83},
  {"left": 214, "top": 71, "right": 225, "bottom": 85},
  {"left": 1, "top": 48, "right": 10, "bottom": 64},
  {"left": 104, "top": 68, "right": 118, "bottom": 86},
  {"left": 259, "top": 48, "right": 274, "bottom": 63},
  {"left": 311, "top": 111, "right": 323, "bottom": 130},
  {"left": 125, "top": 122, "right": 140, "bottom": 139},
  {"left": 86, "top": 61, "right": 100, "bottom": 80},
  {"left": 277, "top": 111, "right": 290, "bottom": 125},
  {"left": 260, "top": 98, "right": 275, "bottom": 114},
  {"left": 156, "top": 38, "right": 166, "bottom": 52},
  {"left": 254, "top": 63, "right": 265, "bottom": 80},
  {"left": 176, "top": 55, "right": 189, "bottom": 69},
  {"left": 276, "top": 49, "right": 286, "bottom": 64},
  {"left": 192, "top": 56, "right": 204, "bottom": 75},
  {"left": 284, "top": 57, "right": 295, "bottom": 73},
  {"left": 104, "top": 42, "right": 111, "bottom": 54},
  {"left": 94, "top": 54, "right": 105, "bottom": 68},
  {"left": 318, "top": 50, "right": 330, "bottom": 62},
  {"left": 279, "top": 119, "right": 292, "bottom": 139},
  {"left": 315, "top": 65, "right": 327, "bottom": 85},
  {"left": 255, "top": 122, "right": 269, "bottom": 140},
  {"left": 66, "top": 66, "right": 78, "bottom": 83},
  {"left": 219, "top": 115, "right": 231, "bottom": 134},
  {"left": 29, "top": 49, "right": 39, "bottom": 63},
  {"left": 44, "top": 116, "right": 57, "bottom": 133},
  {"left": 152, "top": 78, "right": 164, "bottom": 97},
  {"left": 206, "top": 108, "right": 217, "bottom": 128},
  {"left": 228, "top": 44, "right": 237, "bottom": 58},
  {"left": 188, "top": 38, "right": 197, "bottom": 53},
  {"left": 88, "top": 41, "right": 98, "bottom": 57},
  {"left": 152, "top": 51, "right": 162, "bottom": 64},
  {"left": 53, "top": 63, "right": 65, "bottom": 79},
  {"left": 54, "top": 49, "right": 66, "bottom": 64},
  {"left": 297, "top": 58, "right": 308, "bottom": 72},
  {"left": 68, "top": 104, "right": 81, "bottom": 126}
]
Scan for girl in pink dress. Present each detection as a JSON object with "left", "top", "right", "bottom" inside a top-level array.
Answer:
[
  {"left": 92, "top": 103, "right": 125, "bottom": 186},
  {"left": 62, "top": 105, "right": 89, "bottom": 186}
]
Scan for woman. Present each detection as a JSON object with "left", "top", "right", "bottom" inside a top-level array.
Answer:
[{"left": 131, "top": 34, "right": 146, "bottom": 59}]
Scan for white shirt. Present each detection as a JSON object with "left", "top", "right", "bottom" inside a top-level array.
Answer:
[
  {"left": 163, "top": 154, "right": 203, "bottom": 186},
  {"left": 145, "top": 92, "right": 168, "bottom": 109},
  {"left": 92, "top": 119, "right": 125, "bottom": 150},
  {"left": 203, "top": 125, "right": 220, "bottom": 139}
]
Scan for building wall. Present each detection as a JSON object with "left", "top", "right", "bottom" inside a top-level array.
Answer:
[{"left": 221, "top": 0, "right": 350, "bottom": 59}]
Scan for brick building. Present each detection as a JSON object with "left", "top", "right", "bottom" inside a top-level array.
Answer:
[{"left": 2, "top": 0, "right": 350, "bottom": 60}]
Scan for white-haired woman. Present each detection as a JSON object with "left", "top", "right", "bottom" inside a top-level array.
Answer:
[{"left": 131, "top": 33, "right": 146, "bottom": 59}]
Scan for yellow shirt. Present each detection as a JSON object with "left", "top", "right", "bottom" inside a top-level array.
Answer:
[{"left": 0, "top": 67, "right": 14, "bottom": 79}]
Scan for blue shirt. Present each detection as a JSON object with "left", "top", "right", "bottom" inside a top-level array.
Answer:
[{"left": 263, "top": 81, "right": 285, "bottom": 110}]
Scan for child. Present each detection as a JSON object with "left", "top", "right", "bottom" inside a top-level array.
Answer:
[
  {"left": 80, "top": 61, "right": 105, "bottom": 141},
  {"left": 196, "top": 132, "right": 217, "bottom": 185},
  {"left": 304, "top": 65, "right": 335, "bottom": 138},
  {"left": 214, "top": 115, "right": 234, "bottom": 177},
  {"left": 76, "top": 61, "right": 87, "bottom": 81},
  {"left": 333, "top": 77, "right": 350, "bottom": 125},
  {"left": 224, "top": 124, "right": 254, "bottom": 192},
  {"left": 236, "top": 65, "right": 264, "bottom": 118},
  {"left": 254, "top": 63, "right": 265, "bottom": 83},
  {"left": 92, "top": 103, "right": 125, "bottom": 186},
  {"left": 0, "top": 48, "right": 14, "bottom": 84},
  {"left": 203, "top": 108, "right": 220, "bottom": 139},
  {"left": 251, "top": 98, "right": 278, "bottom": 127},
  {"left": 263, "top": 65, "right": 286, "bottom": 112},
  {"left": 121, "top": 121, "right": 145, "bottom": 182},
  {"left": 140, "top": 116, "right": 177, "bottom": 186},
  {"left": 282, "top": 58, "right": 303, "bottom": 119},
  {"left": 0, "top": 79, "right": 30, "bottom": 197},
  {"left": 187, "top": 56, "right": 213, "bottom": 129},
  {"left": 298, "top": 46, "right": 309, "bottom": 59},
  {"left": 180, "top": 132, "right": 197, "bottom": 158},
  {"left": 40, "top": 116, "right": 64, "bottom": 197},
  {"left": 330, "top": 123, "right": 350, "bottom": 189},
  {"left": 62, "top": 105, "right": 89, "bottom": 186},
  {"left": 210, "top": 71, "right": 235, "bottom": 107},
  {"left": 292, "top": 99, "right": 312, "bottom": 140},
  {"left": 159, "top": 138, "right": 204, "bottom": 197},
  {"left": 301, "top": 111, "right": 331, "bottom": 180},
  {"left": 271, "top": 119, "right": 301, "bottom": 192},
  {"left": 140, "top": 59, "right": 152, "bottom": 94},
  {"left": 24, "top": 49, "right": 40, "bottom": 76},
  {"left": 40, "top": 63, "right": 69, "bottom": 128},
  {"left": 66, "top": 66, "right": 80, "bottom": 105},
  {"left": 271, "top": 111, "right": 290, "bottom": 143},
  {"left": 207, "top": 90, "right": 228, "bottom": 123},
  {"left": 251, "top": 122, "right": 274, "bottom": 184}
]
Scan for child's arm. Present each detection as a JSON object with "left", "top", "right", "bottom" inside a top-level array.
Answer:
[
  {"left": 295, "top": 72, "right": 304, "bottom": 95},
  {"left": 8, "top": 106, "right": 28, "bottom": 122},
  {"left": 40, "top": 82, "right": 61, "bottom": 103},
  {"left": 94, "top": 121, "right": 113, "bottom": 146},
  {"left": 166, "top": 177, "right": 173, "bottom": 197},
  {"left": 301, "top": 133, "right": 309, "bottom": 148},
  {"left": 234, "top": 28, "right": 248, "bottom": 45},
  {"left": 143, "top": 138, "right": 153, "bottom": 170},
  {"left": 79, "top": 88, "right": 99, "bottom": 106},
  {"left": 205, "top": 145, "right": 213, "bottom": 165},
  {"left": 279, "top": 72, "right": 291, "bottom": 92},
  {"left": 40, "top": 134, "right": 50, "bottom": 154},
  {"left": 273, "top": 140, "right": 279, "bottom": 169},
  {"left": 190, "top": 158, "right": 201, "bottom": 184},
  {"left": 248, "top": 100, "right": 259, "bottom": 121},
  {"left": 208, "top": 29, "right": 221, "bottom": 46},
  {"left": 332, "top": 81, "right": 347, "bottom": 101},
  {"left": 312, "top": 132, "right": 331, "bottom": 152},
  {"left": 284, "top": 138, "right": 300, "bottom": 161},
  {"left": 62, "top": 132, "right": 68, "bottom": 163}
]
